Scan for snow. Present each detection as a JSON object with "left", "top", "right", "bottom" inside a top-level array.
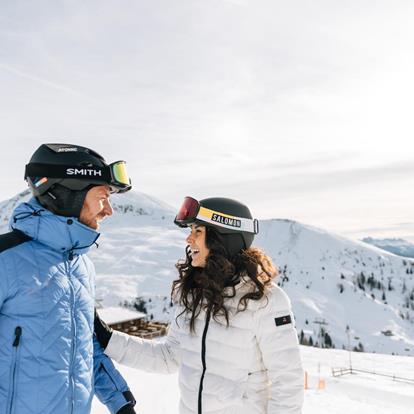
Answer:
[{"left": 92, "top": 346, "right": 414, "bottom": 414}]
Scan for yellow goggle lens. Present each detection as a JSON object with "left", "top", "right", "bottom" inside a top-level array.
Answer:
[{"left": 112, "top": 161, "right": 130, "bottom": 185}]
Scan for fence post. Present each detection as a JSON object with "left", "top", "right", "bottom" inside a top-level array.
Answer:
[{"left": 304, "top": 371, "right": 309, "bottom": 390}]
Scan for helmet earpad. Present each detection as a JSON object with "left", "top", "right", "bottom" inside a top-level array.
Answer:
[
  {"left": 36, "top": 184, "right": 91, "bottom": 218},
  {"left": 221, "top": 233, "right": 245, "bottom": 257},
  {"left": 206, "top": 226, "right": 246, "bottom": 257}
]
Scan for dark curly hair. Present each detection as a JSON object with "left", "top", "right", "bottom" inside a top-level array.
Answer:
[{"left": 172, "top": 226, "right": 278, "bottom": 333}]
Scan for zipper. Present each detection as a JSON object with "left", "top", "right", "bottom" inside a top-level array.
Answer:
[
  {"left": 8, "top": 326, "right": 22, "bottom": 414},
  {"left": 69, "top": 280, "right": 76, "bottom": 414},
  {"left": 65, "top": 255, "right": 77, "bottom": 414},
  {"left": 13, "top": 326, "right": 22, "bottom": 347},
  {"left": 197, "top": 309, "right": 211, "bottom": 414}
]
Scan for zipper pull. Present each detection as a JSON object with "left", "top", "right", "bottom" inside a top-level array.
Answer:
[
  {"left": 13, "top": 326, "right": 22, "bottom": 347},
  {"left": 68, "top": 251, "right": 74, "bottom": 261}
]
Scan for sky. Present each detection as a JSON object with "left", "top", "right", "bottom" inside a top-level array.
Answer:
[{"left": 1, "top": 0, "right": 414, "bottom": 241}]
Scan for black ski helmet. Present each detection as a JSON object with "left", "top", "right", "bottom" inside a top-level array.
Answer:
[
  {"left": 25, "top": 143, "right": 132, "bottom": 217},
  {"left": 174, "top": 196, "right": 259, "bottom": 256}
]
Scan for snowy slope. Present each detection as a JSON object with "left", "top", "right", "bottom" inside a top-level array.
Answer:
[
  {"left": 255, "top": 219, "right": 414, "bottom": 355},
  {"left": 0, "top": 188, "right": 32, "bottom": 230},
  {"left": 1, "top": 191, "right": 414, "bottom": 355},
  {"left": 362, "top": 237, "right": 414, "bottom": 258},
  {"left": 91, "top": 346, "right": 414, "bottom": 414}
]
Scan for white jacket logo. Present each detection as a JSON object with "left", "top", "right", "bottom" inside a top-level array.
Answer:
[{"left": 66, "top": 168, "right": 102, "bottom": 176}]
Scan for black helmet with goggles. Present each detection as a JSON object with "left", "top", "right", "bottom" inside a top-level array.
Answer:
[
  {"left": 174, "top": 196, "right": 259, "bottom": 256},
  {"left": 25, "top": 143, "right": 132, "bottom": 217}
]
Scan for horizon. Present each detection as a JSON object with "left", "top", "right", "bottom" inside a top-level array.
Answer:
[{"left": 1, "top": 186, "right": 414, "bottom": 245}]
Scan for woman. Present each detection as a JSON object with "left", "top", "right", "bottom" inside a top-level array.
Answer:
[{"left": 95, "top": 196, "right": 304, "bottom": 414}]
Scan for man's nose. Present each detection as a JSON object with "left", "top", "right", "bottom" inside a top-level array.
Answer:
[{"left": 104, "top": 199, "right": 113, "bottom": 216}]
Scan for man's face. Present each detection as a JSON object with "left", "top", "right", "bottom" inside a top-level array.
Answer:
[{"left": 79, "top": 185, "right": 113, "bottom": 230}]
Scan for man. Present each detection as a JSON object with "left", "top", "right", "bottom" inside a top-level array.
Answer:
[{"left": 0, "top": 143, "right": 136, "bottom": 413}]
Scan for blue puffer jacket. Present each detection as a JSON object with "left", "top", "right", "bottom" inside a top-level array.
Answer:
[{"left": 0, "top": 198, "right": 134, "bottom": 414}]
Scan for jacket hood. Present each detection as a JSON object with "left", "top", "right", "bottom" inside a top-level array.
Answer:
[{"left": 9, "top": 197, "right": 100, "bottom": 253}]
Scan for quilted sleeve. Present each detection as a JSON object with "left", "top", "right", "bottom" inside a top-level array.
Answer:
[
  {"left": 104, "top": 312, "right": 181, "bottom": 374},
  {"left": 93, "top": 335, "right": 136, "bottom": 414},
  {"left": 254, "top": 285, "right": 304, "bottom": 413}
]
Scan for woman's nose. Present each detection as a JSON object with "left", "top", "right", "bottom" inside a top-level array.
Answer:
[{"left": 186, "top": 233, "right": 193, "bottom": 244}]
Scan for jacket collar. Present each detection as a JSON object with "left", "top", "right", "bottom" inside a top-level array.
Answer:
[{"left": 10, "top": 198, "right": 100, "bottom": 254}]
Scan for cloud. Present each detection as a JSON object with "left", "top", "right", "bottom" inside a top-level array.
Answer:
[{"left": 0, "top": 63, "right": 97, "bottom": 102}]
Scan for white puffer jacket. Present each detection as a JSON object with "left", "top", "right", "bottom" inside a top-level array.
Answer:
[{"left": 105, "top": 281, "right": 304, "bottom": 414}]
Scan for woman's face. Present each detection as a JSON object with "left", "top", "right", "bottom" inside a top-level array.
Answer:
[{"left": 186, "top": 224, "right": 210, "bottom": 268}]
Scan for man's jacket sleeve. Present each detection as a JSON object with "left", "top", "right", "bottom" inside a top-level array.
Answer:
[{"left": 93, "top": 334, "right": 136, "bottom": 414}]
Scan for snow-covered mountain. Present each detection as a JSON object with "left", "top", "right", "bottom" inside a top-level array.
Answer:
[
  {"left": 362, "top": 237, "right": 414, "bottom": 259},
  {"left": 256, "top": 220, "right": 414, "bottom": 356},
  {"left": 1, "top": 190, "right": 413, "bottom": 355}
]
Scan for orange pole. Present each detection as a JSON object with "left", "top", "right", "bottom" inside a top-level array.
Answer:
[{"left": 304, "top": 371, "right": 309, "bottom": 390}]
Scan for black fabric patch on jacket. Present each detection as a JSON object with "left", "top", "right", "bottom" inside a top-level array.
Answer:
[
  {"left": 275, "top": 315, "right": 292, "bottom": 327},
  {"left": 0, "top": 230, "right": 32, "bottom": 254}
]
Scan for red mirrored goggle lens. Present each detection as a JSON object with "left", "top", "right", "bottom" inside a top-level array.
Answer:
[{"left": 175, "top": 197, "right": 200, "bottom": 223}]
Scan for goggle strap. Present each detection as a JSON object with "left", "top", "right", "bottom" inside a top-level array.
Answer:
[
  {"left": 196, "top": 206, "right": 258, "bottom": 234},
  {"left": 25, "top": 163, "right": 112, "bottom": 181}
]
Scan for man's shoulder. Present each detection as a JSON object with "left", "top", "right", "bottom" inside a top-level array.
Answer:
[{"left": 0, "top": 230, "right": 32, "bottom": 255}]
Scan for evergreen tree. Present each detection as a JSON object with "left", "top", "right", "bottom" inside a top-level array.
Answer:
[{"left": 300, "top": 330, "right": 305, "bottom": 344}]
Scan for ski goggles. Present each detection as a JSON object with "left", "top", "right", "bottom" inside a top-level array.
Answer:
[
  {"left": 24, "top": 160, "right": 132, "bottom": 193},
  {"left": 174, "top": 196, "right": 259, "bottom": 234}
]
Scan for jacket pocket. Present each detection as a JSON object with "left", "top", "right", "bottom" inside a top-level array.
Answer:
[{"left": 7, "top": 326, "right": 22, "bottom": 414}]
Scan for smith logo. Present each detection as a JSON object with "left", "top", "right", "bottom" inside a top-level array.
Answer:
[
  {"left": 66, "top": 168, "right": 102, "bottom": 176},
  {"left": 211, "top": 213, "right": 241, "bottom": 228}
]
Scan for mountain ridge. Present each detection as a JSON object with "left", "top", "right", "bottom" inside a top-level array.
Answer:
[{"left": 362, "top": 237, "right": 414, "bottom": 258}]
